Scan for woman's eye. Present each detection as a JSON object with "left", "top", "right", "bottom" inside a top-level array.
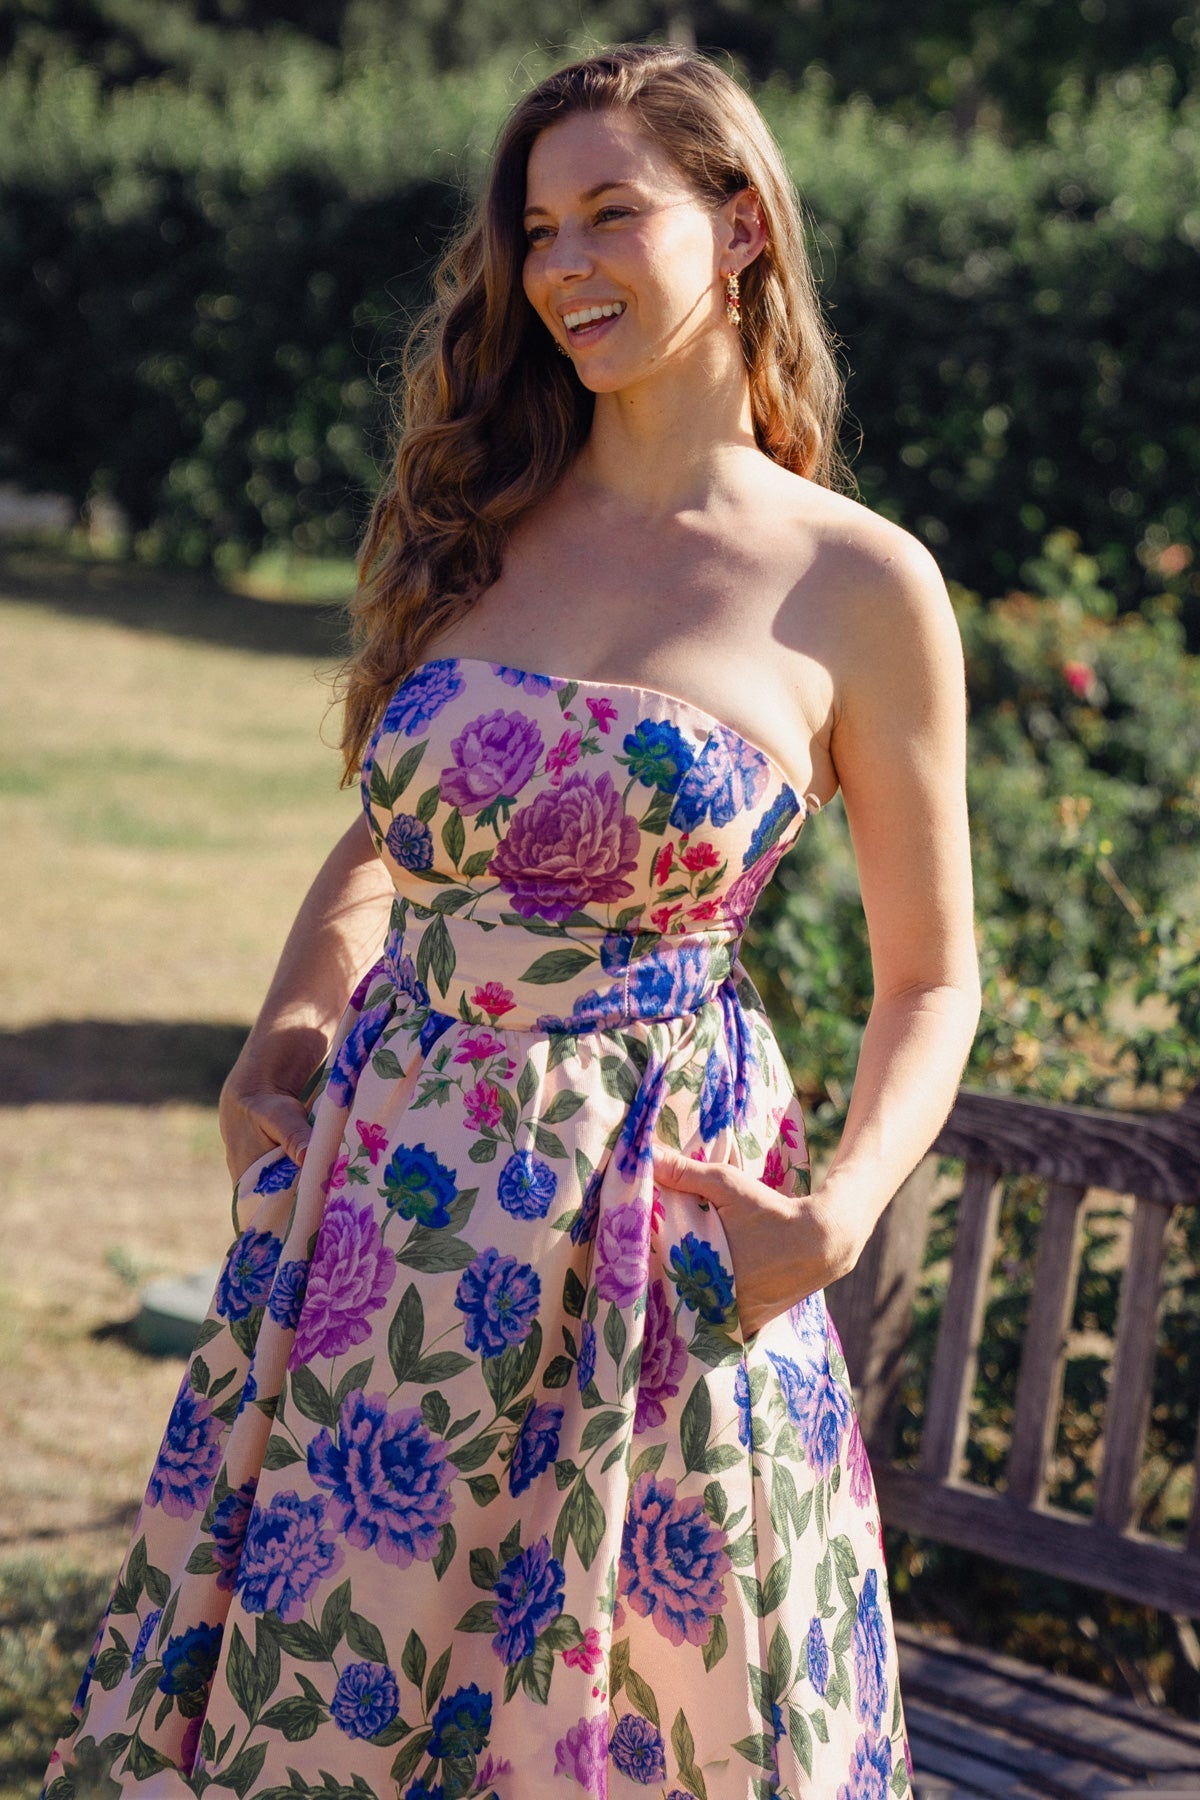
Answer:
[
  {"left": 596, "top": 207, "right": 632, "bottom": 224},
  {"left": 526, "top": 225, "right": 554, "bottom": 245}
]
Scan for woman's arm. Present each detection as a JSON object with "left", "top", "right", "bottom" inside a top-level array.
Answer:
[
  {"left": 653, "top": 538, "right": 981, "bottom": 1334},
  {"left": 218, "top": 813, "right": 395, "bottom": 1180}
]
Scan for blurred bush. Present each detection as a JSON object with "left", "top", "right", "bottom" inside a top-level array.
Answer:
[{"left": 2, "top": 43, "right": 1200, "bottom": 617}]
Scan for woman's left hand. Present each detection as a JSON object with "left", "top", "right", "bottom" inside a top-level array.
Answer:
[{"left": 650, "top": 1144, "right": 864, "bottom": 1338}]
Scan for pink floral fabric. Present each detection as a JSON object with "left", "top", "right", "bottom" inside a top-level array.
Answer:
[{"left": 47, "top": 659, "right": 911, "bottom": 1800}]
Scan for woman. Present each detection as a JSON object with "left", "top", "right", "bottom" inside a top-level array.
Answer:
[{"left": 47, "top": 43, "right": 979, "bottom": 1800}]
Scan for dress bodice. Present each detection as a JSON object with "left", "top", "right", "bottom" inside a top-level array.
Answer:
[{"left": 360, "top": 657, "right": 814, "bottom": 1031}]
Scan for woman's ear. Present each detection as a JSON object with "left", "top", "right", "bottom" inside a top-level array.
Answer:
[{"left": 720, "top": 185, "right": 768, "bottom": 272}]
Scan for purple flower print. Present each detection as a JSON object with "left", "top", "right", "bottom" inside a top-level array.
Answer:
[
  {"left": 289, "top": 1194, "right": 395, "bottom": 1368},
  {"left": 331, "top": 1661, "right": 400, "bottom": 1739},
  {"left": 307, "top": 1389, "right": 454, "bottom": 1566},
  {"left": 698, "top": 1049, "right": 734, "bottom": 1142},
  {"left": 788, "top": 1292, "right": 829, "bottom": 1361},
  {"left": 633, "top": 1281, "right": 687, "bottom": 1434},
  {"left": 576, "top": 1321, "right": 597, "bottom": 1392},
  {"left": 492, "top": 664, "right": 556, "bottom": 695},
  {"left": 724, "top": 840, "right": 789, "bottom": 932},
  {"left": 837, "top": 1731, "right": 892, "bottom": 1800},
  {"left": 253, "top": 1154, "right": 300, "bottom": 1196},
  {"left": 326, "top": 1003, "right": 394, "bottom": 1107},
  {"left": 268, "top": 1259, "right": 309, "bottom": 1330},
  {"left": 595, "top": 1200, "right": 649, "bottom": 1307},
  {"left": 428, "top": 1683, "right": 493, "bottom": 1758},
  {"left": 618, "top": 1471, "right": 730, "bottom": 1647},
  {"left": 845, "top": 1413, "right": 874, "bottom": 1508},
  {"left": 498, "top": 1150, "right": 558, "bottom": 1220},
  {"left": 610, "top": 1713, "right": 666, "bottom": 1784},
  {"left": 554, "top": 1714, "right": 609, "bottom": 1793},
  {"left": 385, "top": 813, "right": 434, "bottom": 872},
  {"left": 807, "top": 1616, "right": 829, "bottom": 1695},
  {"left": 669, "top": 725, "right": 768, "bottom": 832},
  {"left": 491, "top": 1536, "right": 566, "bottom": 1664},
  {"left": 158, "top": 1622, "right": 223, "bottom": 1717},
  {"left": 489, "top": 771, "right": 640, "bottom": 923},
  {"left": 210, "top": 1476, "right": 258, "bottom": 1590},
  {"left": 145, "top": 1382, "right": 223, "bottom": 1518},
  {"left": 216, "top": 1228, "right": 282, "bottom": 1321},
  {"left": 382, "top": 1142, "right": 458, "bottom": 1228},
  {"left": 626, "top": 941, "right": 712, "bottom": 1015},
  {"left": 733, "top": 1362, "right": 753, "bottom": 1449},
  {"left": 235, "top": 1490, "right": 342, "bottom": 1621},
  {"left": 440, "top": 708, "right": 544, "bottom": 813},
  {"left": 767, "top": 1350, "right": 851, "bottom": 1478},
  {"left": 667, "top": 1233, "right": 735, "bottom": 1326},
  {"left": 455, "top": 1248, "right": 541, "bottom": 1358},
  {"left": 381, "top": 659, "right": 464, "bottom": 735},
  {"left": 130, "top": 1607, "right": 162, "bottom": 1673},
  {"left": 853, "top": 1569, "right": 889, "bottom": 1730},
  {"left": 508, "top": 1401, "right": 564, "bottom": 1497}
]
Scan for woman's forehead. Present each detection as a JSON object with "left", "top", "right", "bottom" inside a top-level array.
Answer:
[{"left": 524, "top": 109, "right": 690, "bottom": 203}]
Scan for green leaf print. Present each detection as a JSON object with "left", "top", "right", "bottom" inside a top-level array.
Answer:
[
  {"left": 517, "top": 1057, "right": 538, "bottom": 1110},
  {"left": 92, "top": 1648, "right": 128, "bottom": 1692},
  {"left": 263, "top": 1619, "right": 328, "bottom": 1663},
  {"left": 519, "top": 947, "right": 597, "bottom": 985},
  {"left": 263, "top": 1435, "right": 302, "bottom": 1470},
  {"left": 482, "top": 1320, "right": 541, "bottom": 1415},
  {"left": 395, "top": 1227, "right": 475, "bottom": 1273},
  {"left": 768, "top": 1622, "right": 792, "bottom": 1694},
  {"left": 400, "top": 1627, "right": 427, "bottom": 1691},
  {"left": 603, "top": 1304, "right": 627, "bottom": 1368},
  {"left": 387, "top": 1284, "right": 424, "bottom": 1386},
  {"left": 542, "top": 1355, "right": 573, "bottom": 1388},
  {"left": 540, "top": 1089, "right": 585, "bottom": 1124},
  {"left": 579, "top": 1411, "right": 624, "bottom": 1452},
  {"left": 414, "top": 782, "right": 440, "bottom": 822},
  {"left": 333, "top": 1360, "right": 375, "bottom": 1414},
  {"left": 455, "top": 1600, "right": 497, "bottom": 1633},
  {"left": 319, "top": 1580, "right": 352, "bottom": 1655},
  {"left": 523, "top": 1639, "right": 555, "bottom": 1706},
  {"left": 532, "top": 1124, "right": 567, "bottom": 1159},
  {"left": 788, "top": 1705, "right": 814, "bottom": 1776},
  {"left": 732, "top": 1732, "right": 775, "bottom": 1770},
  {"left": 258, "top": 1697, "right": 325, "bottom": 1742},
  {"left": 630, "top": 1441, "right": 667, "bottom": 1481},
  {"left": 390, "top": 1733, "right": 433, "bottom": 1789},
  {"left": 469, "top": 1136, "right": 498, "bottom": 1162},
  {"left": 680, "top": 1377, "right": 712, "bottom": 1474},
  {"left": 465, "top": 1472, "right": 500, "bottom": 1504},
  {"left": 469, "top": 1547, "right": 499, "bottom": 1589},
  {"left": 371, "top": 1047, "right": 404, "bottom": 1080},
  {"left": 461, "top": 847, "right": 493, "bottom": 877},
  {"left": 127, "top": 1737, "right": 175, "bottom": 1783},
  {"left": 425, "top": 1645, "right": 452, "bottom": 1711},
  {"left": 441, "top": 807, "right": 465, "bottom": 868},
  {"left": 413, "top": 1349, "right": 472, "bottom": 1383},
  {"left": 429, "top": 885, "right": 475, "bottom": 914},
  {"left": 568, "top": 1473, "right": 605, "bottom": 1570},
  {"left": 671, "top": 1708, "right": 696, "bottom": 1769},
  {"left": 624, "top": 1665, "right": 660, "bottom": 1729},
  {"left": 288, "top": 1365, "right": 337, "bottom": 1429},
  {"left": 346, "top": 1611, "right": 389, "bottom": 1665}
]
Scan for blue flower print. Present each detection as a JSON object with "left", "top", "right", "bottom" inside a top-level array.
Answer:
[
  {"left": 767, "top": 1350, "right": 851, "bottom": 1478},
  {"left": 455, "top": 1248, "right": 541, "bottom": 1358},
  {"left": 210, "top": 1477, "right": 257, "bottom": 1590},
  {"left": 403, "top": 1784, "right": 444, "bottom": 1800},
  {"left": 383, "top": 1142, "right": 458, "bottom": 1228},
  {"left": 216, "top": 1227, "right": 282, "bottom": 1321},
  {"left": 668, "top": 1233, "right": 736, "bottom": 1326},
  {"left": 615, "top": 1058, "right": 665, "bottom": 1181},
  {"left": 253, "top": 1154, "right": 299, "bottom": 1196},
  {"left": 571, "top": 1166, "right": 603, "bottom": 1247},
  {"left": 622, "top": 719, "right": 695, "bottom": 792},
  {"left": 852, "top": 1568, "right": 889, "bottom": 1730},
  {"left": 145, "top": 1383, "right": 223, "bottom": 1518},
  {"left": 626, "top": 941, "right": 712, "bottom": 1018},
  {"left": 307, "top": 1390, "right": 453, "bottom": 1567},
  {"left": 669, "top": 725, "right": 769, "bottom": 832},
  {"left": 576, "top": 1321, "right": 597, "bottom": 1392},
  {"left": 427, "top": 1683, "right": 493, "bottom": 1758},
  {"left": 718, "top": 980, "right": 756, "bottom": 1123},
  {"left": 382, "top": 659, "right": 464, "bottom": 735},
  {"left": 235, "top": 1491, "right": 342, "bottom": 1621},
  {"left": 158, "top": 1621, "right": 224, "bottom": 1717},
  {"left": 420, "top": 1009, "right": 456, "bottom": 1055},
  {"left": 837, "top": 1730, "right": 892, "bottom": 1800},
  {"left": 331, "top": 1661, "right": 401, "bottom": 1739},
  {"left": 743, "top": 784, "right": 800, "bottom": 867},
  {"left": 733, "top": 1362, "right": 753, "bottom": 1449},
  {"left": 491, "top": 1536, "right": 566, "bottom": 1664},
  {"left": 236, "top": 1369, "right": 258, "bottom": 1415},
  {"left": 385, "top": 813, "right": 434, "bottom": 872},
  {"left": 497, "top": 1150, "right": 557, "bottom": 1220},
  {"left": 327, "top": 1003, "right": 392, "bottom": 1108},
  {"left": 508, "top": 1402, "right": 563, "bottom": 1497},
  {"left": 698, "top": 1049, "right": 734, "bottom": 1142},
  {"left": 807, "top": 1615, "right": 829, "bottom": 1695},
  {"left": 600, "top": 930, "right": 634, "bottom": 975},
  {"left": 493, "top": 664, "right": 555, "bottom": 695},
  {"left": 610, "top": 1713, "right": 666, "bottom": 1783},
  {"left": 130, "top": 1607, "right": 162, "bottom": 1674},
  {"left": 268, "top": 1259, "right": 308, "bottom": 1329}
]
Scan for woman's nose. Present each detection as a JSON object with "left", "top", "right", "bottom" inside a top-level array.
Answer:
[{"left": 543, "top": 222, "right": 593, "bottom": 280}]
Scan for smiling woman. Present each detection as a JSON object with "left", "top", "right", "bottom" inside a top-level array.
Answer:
[{"left": 46, "top": 42, "right": 979, "bottom": 1800}]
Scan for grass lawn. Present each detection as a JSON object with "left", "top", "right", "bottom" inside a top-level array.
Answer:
[{"left": 0, "top": 546, "right": 356, "bottom": 1795}]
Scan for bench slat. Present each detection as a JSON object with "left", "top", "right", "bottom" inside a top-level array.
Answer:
[
  {"left": 1095, "top": 1198, "right": 1172, "bottom": 1532},
  {"left": 921, "top": 1164, "right": 1004, "bottom": 1483},
  {"left": 1007, "top": 1181, "right": 1088, "bottom": 1508}
]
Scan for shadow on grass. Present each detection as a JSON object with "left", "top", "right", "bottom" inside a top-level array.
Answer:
[
  {"left": 0, "top": 1021, "right": 249, "bottom": 1105},
  {"left": 0, "top": 544, "right": 349, "bottom": 661}
]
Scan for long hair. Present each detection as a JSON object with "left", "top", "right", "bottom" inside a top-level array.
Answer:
[{"left": 338, "top": 42, "right": 851, "bottom": 780}]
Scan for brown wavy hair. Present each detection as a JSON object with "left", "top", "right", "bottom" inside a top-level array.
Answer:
[{"left": 338, "top": 42, "right": 851, "bottom": 781}]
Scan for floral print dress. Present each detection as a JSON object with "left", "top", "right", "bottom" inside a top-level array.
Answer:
[{"left": 46, "top": 658, "right": 913, "bottom": 1800}]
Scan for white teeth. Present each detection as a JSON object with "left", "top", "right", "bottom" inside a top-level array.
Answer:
[{"left": 562, "top": 302, "right": 626, "bottom": 331}]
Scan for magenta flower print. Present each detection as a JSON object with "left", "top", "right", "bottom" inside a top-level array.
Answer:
[
  {"left": 595, "top": 1199, "right": 650, "bottom": 1307},
  {"left": 356, "top": 1120, "right": 388, "bottom": 1163},
  {"left": 288, "top": 1195, "right": 395, "bottom": 1369},
  {"left": 464, "top": 1081, "right": 502, "bottom": 1131},
  {"left": 618, "top": 1471, "right": 730, "bottom": 1646},
  {"left": 439, "top": 708, "right": 544, "bottom": 814},
  {"left": 471, "top": 981, "right": 514, "bottom": 1018},
  {"left": 307, "top": 1389, "right": 454, "bottom": 1566},
  {"left": 488, "top": 770, "right": 640, "bottom": 923},
  {"left": 145, "top": 1381, "right": 223, "bottom": 1518},
  {"left": 554, "top": 1713, "right": 609, "bottom": 1792},
  {"left": 545, "top": 727, "right": 582, "bottom": 783},
  {"left": 633, "top": 1280, "right": 687, "bottom": 1434},
  {"left": 845, "top": 1413, "right": 874, "bottom": 1508},
  {"left": 235, "top": 1490, "right": 343, "bottom": 1621},
  {"left": 586, "top": 695, "right": 618, "bottom": 734},
  {"left": 561, "top": 1627, "right": 603, "bottom": 1674},
  {"left": 453, "top": 1030, "right": 507, "bottom": 1064}
]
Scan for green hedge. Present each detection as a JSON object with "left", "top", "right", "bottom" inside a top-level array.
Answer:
[{"left": 2, "top": 52, "right": 1199, "bottom": 614}]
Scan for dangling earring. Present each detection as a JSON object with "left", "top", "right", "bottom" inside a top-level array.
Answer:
[
  {"left": 554, "top": 340, "right": 571, "bottom": 358},
  {"left": 724, "top": 271, "right": 741, "bottom": 328}
]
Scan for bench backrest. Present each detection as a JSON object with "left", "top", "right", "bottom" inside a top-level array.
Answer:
[{"left": 825, "top": 1082, "right": 1200, "bottom": 1617}]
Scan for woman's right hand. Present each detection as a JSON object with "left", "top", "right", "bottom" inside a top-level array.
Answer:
[{"left": 219, "top": 1056, "right": 317, "bottom": 1185}]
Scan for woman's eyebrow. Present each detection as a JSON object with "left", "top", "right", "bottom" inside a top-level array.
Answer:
[{"left": 522, "top": 178, "right": 635, "bottom": 219}]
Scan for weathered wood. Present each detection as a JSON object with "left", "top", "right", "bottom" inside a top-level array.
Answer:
[
  {"left": 933, "top": 1088, "right": 1200, "bottom": 1208},
  {"left": 920, "top": 1163, "right": 1004, "bottom": 1483},
  {"left": 826, "top": 1157, "right": 939, "bottom": 1458},
  {"left": 1095, "top": 1198, "right": 1173, "bottom": 1533},
  {"left": 1006, "top": 1181, "right": 1088, "bottom": 1508},
  {"left": 1188, "top": 1405, "right": 1200, "bottom": 1557},
  {"left": 877, "top": 1466, "right": 1200, "bottom": 1617},
  {"left": 904, "top": 1698, "right": 1139, "bottom": 1798}
]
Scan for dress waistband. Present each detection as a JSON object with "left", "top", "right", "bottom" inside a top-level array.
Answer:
[{"left": 366, "top": 907, "right": 741, "bottom": 1033}]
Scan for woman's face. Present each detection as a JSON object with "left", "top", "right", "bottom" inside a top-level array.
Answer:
[{"left": 521, "top": 108, "right": 734, "bottom": 393}]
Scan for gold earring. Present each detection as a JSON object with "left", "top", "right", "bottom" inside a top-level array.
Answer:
[
  {"left": 724, "top": 271, "right": 741, "bottom": 328},
  {"left": 554, "top": 340, "right": 571, "bottom": 358}
]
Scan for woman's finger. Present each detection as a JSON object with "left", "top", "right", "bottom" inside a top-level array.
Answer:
[
  {"left": 249, "top": 1093, "right": 313, "bottom": 1166},
  {"left": 650, "top": 1143, "right": 750, "bottom": 1210}
]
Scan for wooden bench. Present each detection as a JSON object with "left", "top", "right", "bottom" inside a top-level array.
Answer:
[{"left": 826, "top": 1081, "right": 1200, "bottom": 1797}]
